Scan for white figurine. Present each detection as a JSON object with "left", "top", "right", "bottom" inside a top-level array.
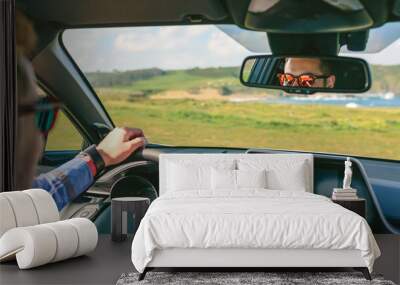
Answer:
[{"left": 343, "top": 157, "right": 353, "bottom": 190}]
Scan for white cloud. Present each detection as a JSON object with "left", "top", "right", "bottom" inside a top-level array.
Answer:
[
  {"left": 114, "top": 33, "right": 153, "bottom": 52},
  {"left": 347, "top": 39, "right": 400, "bottom": 65},
  {"left": 114, "top": 25, "right": 213, "bottom": 53},
  {"left": 184, "top": 25, "right": 213, "bottom": 37},
  {"left": 207, "top": 31, "right": 248, "bottom": 57},
  {"left": 63, "top": 26, "right": 253, "bottom": 72},
  {"left": 63, "top": 29, "right": 107, "bottom": 71}
]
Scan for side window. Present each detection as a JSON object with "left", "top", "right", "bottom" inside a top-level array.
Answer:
[
  {"left": 37, "top": 87, "right": 83, "bottom": 151},
  {"left": 45, "top": 111, "right": 83, "bottom": 151}
]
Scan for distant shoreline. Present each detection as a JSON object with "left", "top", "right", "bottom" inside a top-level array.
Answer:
[
  {"left": 97, "top": 87, "right": 400, "bottom": 108},
  {"left": 260, "top": 94, "right": 400, "bottom": 108}
]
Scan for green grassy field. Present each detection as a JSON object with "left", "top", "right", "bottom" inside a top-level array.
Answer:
[
  {"left": 46, "top": 112, "right": 84, "bottom": 151},
  {"left": 92, "top": 95, "right": 400, "bottom": 160},
  {"left": 47, "top": 97, "right": 400, "bottom": 160}
]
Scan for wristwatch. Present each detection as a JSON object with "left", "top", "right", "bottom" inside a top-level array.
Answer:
[{"left": 81, "top": 144, "right": 105, "bottom": 175}]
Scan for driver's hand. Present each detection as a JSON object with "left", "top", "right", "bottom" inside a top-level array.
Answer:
[{"left": 96, "top": 127, "right": 147, "bottom": 167}]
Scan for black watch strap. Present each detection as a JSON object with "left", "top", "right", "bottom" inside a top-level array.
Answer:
[{"left": 82, "top": 144, "right": 105, "bottom": 174}]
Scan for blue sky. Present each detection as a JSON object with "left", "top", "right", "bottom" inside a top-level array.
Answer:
[{"left": 63, "top": 24, "right": 400, "bottom": 72}]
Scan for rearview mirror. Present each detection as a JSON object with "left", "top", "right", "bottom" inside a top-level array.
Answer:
[{"left": 240, "top": 55, "right": 371, "bottom": 94}]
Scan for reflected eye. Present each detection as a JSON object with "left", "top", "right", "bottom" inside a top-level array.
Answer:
[
  {"left": 298, "top": 75, "right": 316, "bottom": 87},
  {"left": 278, "top": 74, "right": 296, "bottom": 86}
]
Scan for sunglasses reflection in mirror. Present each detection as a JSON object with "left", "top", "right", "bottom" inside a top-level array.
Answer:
[{"left": 277, "top": 73, "right": 331, "bottom": 88}]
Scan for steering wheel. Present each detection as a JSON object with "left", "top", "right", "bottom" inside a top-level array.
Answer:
[{"left": 132, "top": 147, "right": 162, "bottom": 162}]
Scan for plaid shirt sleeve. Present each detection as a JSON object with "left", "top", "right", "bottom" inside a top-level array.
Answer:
[{"left": 32, "top": 157, "right": 94, "bottom": 211}]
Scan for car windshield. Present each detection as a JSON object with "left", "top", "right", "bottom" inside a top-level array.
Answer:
[{"left": 62, "top": 24, "right": 400, "bottom": 160}]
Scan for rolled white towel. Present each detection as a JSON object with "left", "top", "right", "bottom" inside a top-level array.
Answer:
[
  {"left": 65, "top": 218, "right": 98, "bottom": 257},
  {"left": 0, "top": 196, "right": 17, "bottom": 237},
  {"left": 0, "top": 191, "right": 39, "bottom": 227},
  {"left": 23, "top": 189, "right": 59, "bottom": 224},
  {"left": 0, "top": 218, "right": 98, "bottom": 269},
  {"left": 0, "top": 225, "right": 57, "bottom": 269},
  {"left": 0, "top": 189, "right": 59, "bottom": 238},
  {"left": 42, "top": 221, "right": 79, "bottom": 263}
]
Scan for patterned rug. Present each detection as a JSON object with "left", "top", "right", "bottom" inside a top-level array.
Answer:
[{"left": 117, "top": 271, "right": 395, "bottom": 285}]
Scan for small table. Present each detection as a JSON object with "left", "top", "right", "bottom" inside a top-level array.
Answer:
[
  {"left": 111, "top": 197, "right": 150, "bottom": 242},
  {"left": 332, "top": 198, "right": 366, "bottom": 218}
]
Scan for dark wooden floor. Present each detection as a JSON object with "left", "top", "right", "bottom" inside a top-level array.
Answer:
[
  {"left": 373, "top": 234, "right": 400, "bottom": 284},
  {"left": 0, "top": 235, "right": 134, "bottom": 285},
  {"left": 0, "top": 234, "right": 398, "bottom": 284}
]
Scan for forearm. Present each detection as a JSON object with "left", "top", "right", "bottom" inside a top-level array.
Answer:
[
  {"left": 31, "top": 127, "right": 146, "bottom": 211},
  {"left": 32, "top": 157, "right": 94, "bottom": 211}
]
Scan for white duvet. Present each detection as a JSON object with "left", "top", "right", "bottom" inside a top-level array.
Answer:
[{"left": 131, "top": 190, "right": 380, "bottom": 273}]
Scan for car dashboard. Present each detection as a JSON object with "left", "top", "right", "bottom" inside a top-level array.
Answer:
[{"left": 57, "top": 146, "right": 400, "bottom": 235}]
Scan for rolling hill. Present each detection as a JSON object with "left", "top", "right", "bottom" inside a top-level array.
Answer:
[{"left": 85, "top": 65, "right": 400, "bottom": 96}]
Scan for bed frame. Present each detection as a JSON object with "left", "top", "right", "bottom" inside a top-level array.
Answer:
[{"left": 139, "top": 248, "right": 371, "bottom": 280}]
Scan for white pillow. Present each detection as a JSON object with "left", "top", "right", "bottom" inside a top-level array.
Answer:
[
  {"left": 167, "top": 163, "right": 209, "bottom": 191},
  {"left": 211, "top": 168, "right": 236, "bottom": 190},
  {"left": 266, "top": 162, "right": 308, "bottom": 192},
  {"left": 167, "top": 160, "right": 235, "bottom": 192},
  {"left": 238, "top": 159, "right": 311, "bottom": 192},
  {"left": 211, "top": 169, "right": 268, "bottom": 191},
  {"left": 236, "top": 169, "right": 267, "bottom": 189}
]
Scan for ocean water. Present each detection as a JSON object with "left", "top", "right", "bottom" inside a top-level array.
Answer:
[{"left": 262, "top": 96, "right": 400, "bottom": 108}]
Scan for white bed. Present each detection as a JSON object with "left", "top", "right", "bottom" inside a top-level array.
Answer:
[{"left": 131, "top": 154, "right": 380, "bottom": 280}]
